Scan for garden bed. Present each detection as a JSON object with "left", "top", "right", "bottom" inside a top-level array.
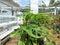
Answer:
[{"left": 6, "top": 14, "right": 60, "bottom": 45}]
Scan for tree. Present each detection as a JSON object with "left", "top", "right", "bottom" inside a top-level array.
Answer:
[
  {"left": 49, "top": 0, "right": 60, "bottom": 6},
  {"left": 53, "top": 1, "right": 60, "bottom": 6},
  {"left": 49, "top": 0, "right": 55, "bottom": 6},
  {"left": 42, "top": 1, "right": 46, "bottom": 7}
]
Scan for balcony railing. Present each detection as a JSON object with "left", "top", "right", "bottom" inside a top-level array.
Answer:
[
  {"left": 0, "top": 16, "right": 20, "bottom": 40},
  {"left": 0, "top": 16, "right": 17, "bottom": 23}
]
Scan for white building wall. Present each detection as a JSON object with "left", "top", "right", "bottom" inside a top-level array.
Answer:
[
  {"left": 0, "top": 2, "right": 12, "bottom": 16},
  {"left": 0, "top": 1, "right": 20, "bottom": 42},
  {"left": 0, "top": 2, "right": 8, "bottom": 7}
]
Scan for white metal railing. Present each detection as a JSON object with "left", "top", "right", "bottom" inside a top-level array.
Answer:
[
  {"left": 39, "top": 7, "right": 55, "bottom": 9},
  {"left": 0, "top": 16, "right": 17, "bottom": 23},
  {"left": 0, "top": 21, "right": 20, "bottom": 40},
  {"left": 38, "top": 7, "right": 60, "bottom": 15},
  {"left": 0, "top": 16, "right": 20, "bottom": 40},
  {"left": 39, "top": 7, "right": 60, "bottom": 8},
  {"left": 0, "top": 21, "right": 19, "bottom": 34},
  {"left": 0, "top": 7, "right": 20, "bottom": 10},
  {"left": 0, "top": 7, "right": 20, "bottom": 45}
]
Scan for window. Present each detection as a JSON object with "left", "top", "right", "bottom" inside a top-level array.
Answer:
[{"left": 2, "top": 10, "right": 7, "bottom": 13}]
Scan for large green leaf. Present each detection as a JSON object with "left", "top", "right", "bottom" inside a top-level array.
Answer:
[
  {"left": 18, "top": 40, "right": 25, "bottom": 45},
  {"left": 20, "top": 24, "right": 48, "bottom": 39}
]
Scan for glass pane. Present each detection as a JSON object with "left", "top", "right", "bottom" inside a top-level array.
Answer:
[{"left": 0, "top": 17, "right": 16, "bottom": 23}]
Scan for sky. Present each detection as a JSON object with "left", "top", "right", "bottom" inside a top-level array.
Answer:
[{"left": 13, "top": 0, "right": 50, "bottom": 7}]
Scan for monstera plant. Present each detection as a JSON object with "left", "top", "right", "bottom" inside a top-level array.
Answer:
[
  {"left": 17, "top": 13, "right": 54, "bottom": 45},
  {"left": 18, "top": 24, "right": 50, "bottom": 45},
  {"left": 10, "top": 13, "right": 55, "bottom": 45}
]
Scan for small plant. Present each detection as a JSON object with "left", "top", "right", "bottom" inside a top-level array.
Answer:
[{"left": 45, "top": 41, "right": 55, "bottom": 45}]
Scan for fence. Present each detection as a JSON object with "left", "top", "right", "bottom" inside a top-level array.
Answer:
[{"left": 38, "top": 7, "right": 60, "bottom": 15}]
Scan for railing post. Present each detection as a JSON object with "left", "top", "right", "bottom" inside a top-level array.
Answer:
[{"left": 54, "top": 7, "right": 57, "bottom": 15}]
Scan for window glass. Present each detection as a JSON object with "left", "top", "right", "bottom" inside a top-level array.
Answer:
[{"left": 2, "top": 10, "right": 7, "bottom": 13}]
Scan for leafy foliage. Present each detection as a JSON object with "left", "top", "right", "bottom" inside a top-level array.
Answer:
[
  {"left": 17, "top": 13, "right": 54, "bottom": 45},
  {"left": 10, "top": 13, "right": 55, "bottom": 45},
  {"left": 24, "top": 13, "right": 52, "bottom": 25},
  {"left": 49, "top": 0, "right": 55, "bottom": 6},
  {"left": 45, "top": 41, "right": 55, "bottom": 45}
]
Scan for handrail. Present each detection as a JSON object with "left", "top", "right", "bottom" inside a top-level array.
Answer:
[
  {"left": 0, "top": 21, "right": 18, "bottom": 27},
  {"left": 39, "top": 7, "right": 60, "bottom": 9},
  {"left": 0, "top": 15, "right": 16, "bottom": 18}
]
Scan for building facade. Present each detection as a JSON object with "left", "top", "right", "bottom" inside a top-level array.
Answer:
[
  {"left": 0, "top": 0, "right": 20, "bottom": 16},
  {"left": 0, "top": 0, "right": 20, "bottom": 45}
]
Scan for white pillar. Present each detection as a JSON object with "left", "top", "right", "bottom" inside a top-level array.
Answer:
[{"left": 30, "top": 0, "right": 38, "bottom": 14}]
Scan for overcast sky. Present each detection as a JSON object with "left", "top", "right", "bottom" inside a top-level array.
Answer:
[{"left": 13, "top": 0, "right": 50, "bottom": 7}]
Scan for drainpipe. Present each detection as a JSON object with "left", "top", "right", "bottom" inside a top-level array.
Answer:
[{"left": 30, "top": 0, "right": 38, "bottom": 14}]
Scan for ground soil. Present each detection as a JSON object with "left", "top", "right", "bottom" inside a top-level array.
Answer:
[
  {"left": 5, "top": 36, "right": 19, "bottom": 45},
  {"left": 48, "top": 29, "right": 60, "bottom": 45}
]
